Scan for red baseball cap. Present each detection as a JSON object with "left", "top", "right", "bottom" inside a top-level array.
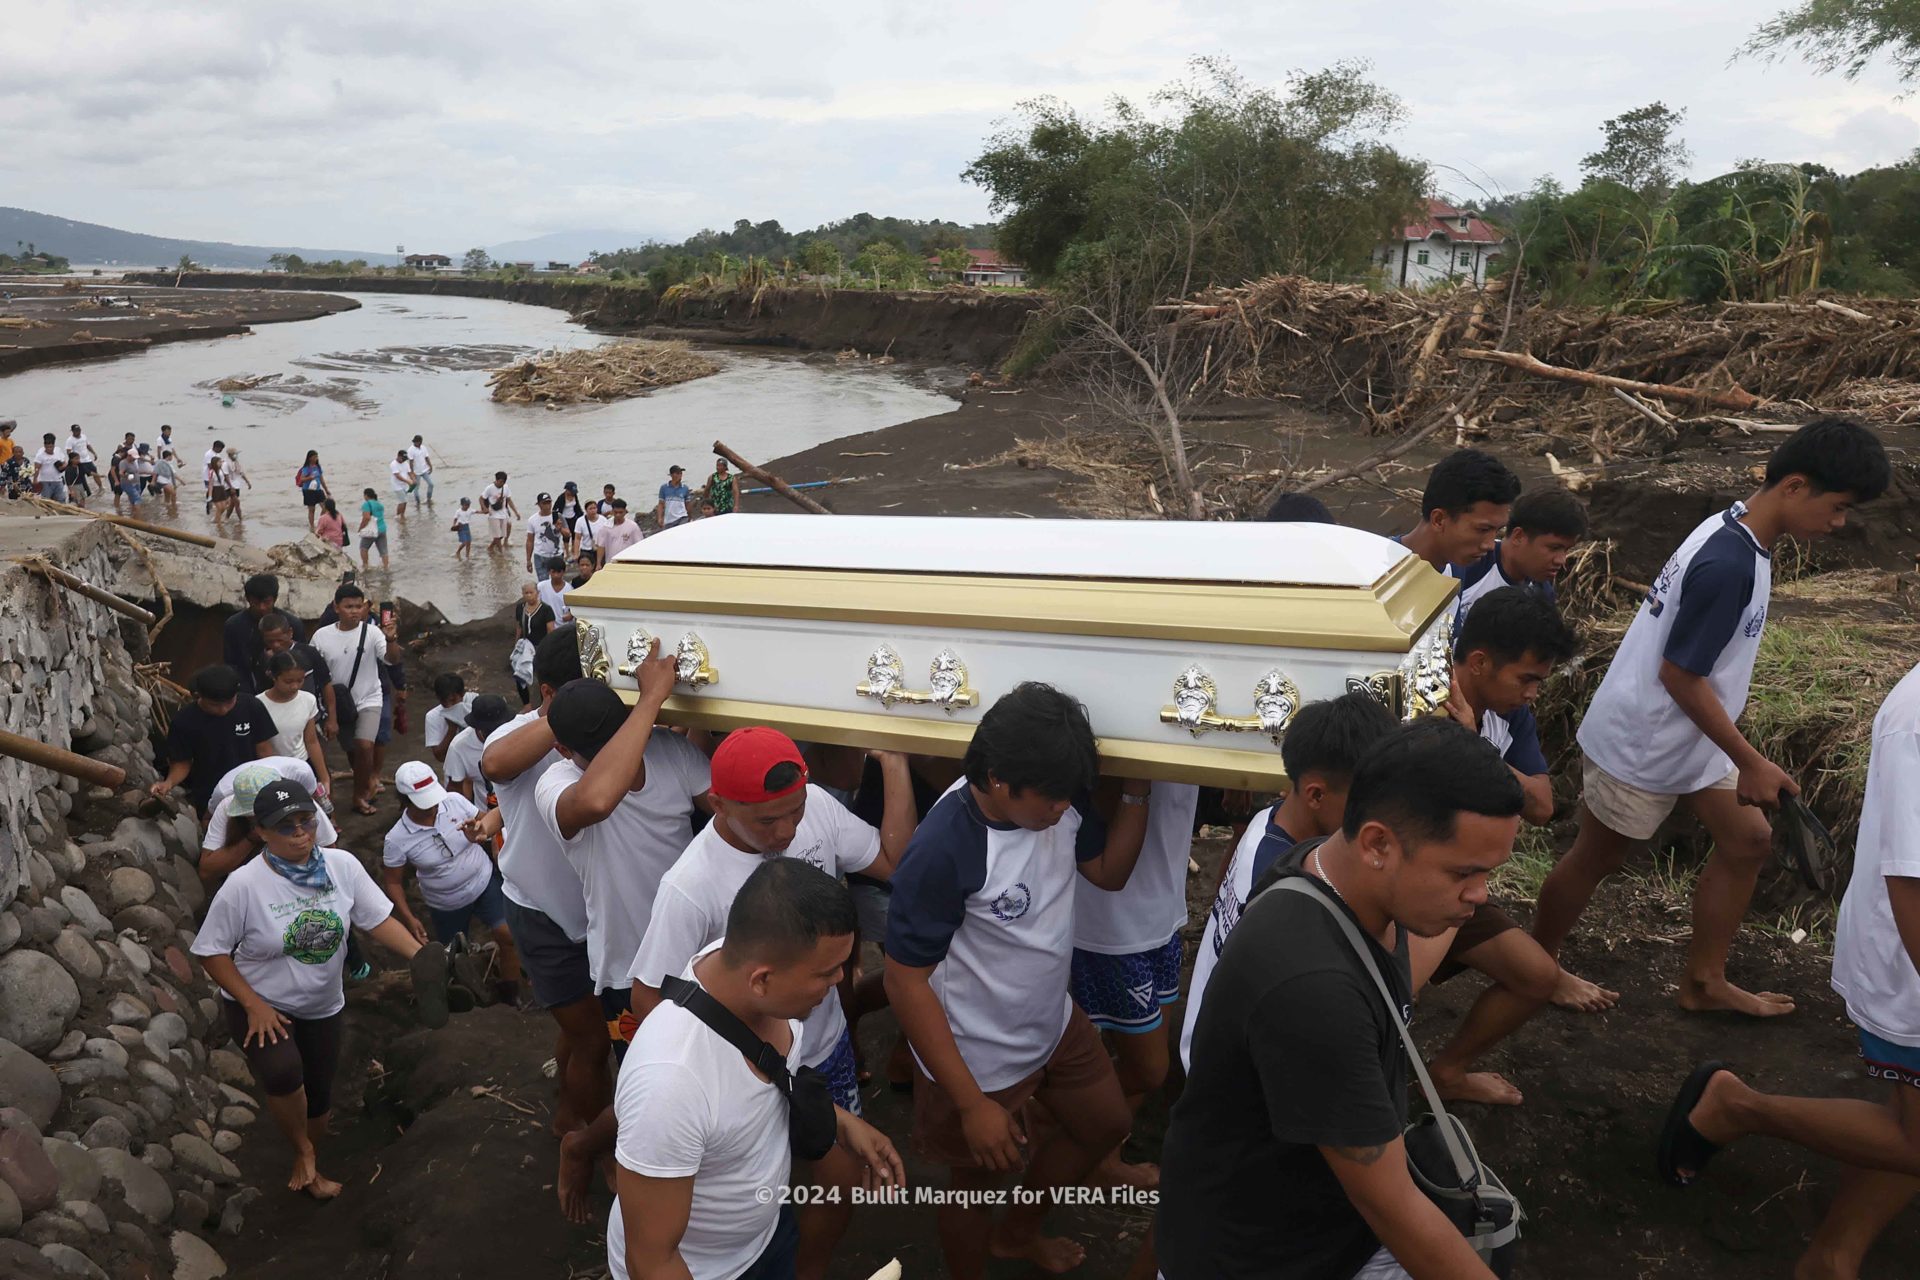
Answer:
[{"left": 711, "top": 727, "right": 809, "bottom": 804}]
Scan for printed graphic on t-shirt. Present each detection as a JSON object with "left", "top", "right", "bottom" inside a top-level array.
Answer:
[
  {"left": 990, "top": 882, "right": 1032, "bottom": 921},
  {"left": 281, "top": 906, "right": 344, "bottom": 964}
]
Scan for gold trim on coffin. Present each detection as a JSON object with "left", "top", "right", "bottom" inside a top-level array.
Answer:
[
  {"left": 566, "top": 552, "right": 1454, "bottom": 654},
  {"left": 620, "top": 691, "right": 1293, "bottom": 790}
]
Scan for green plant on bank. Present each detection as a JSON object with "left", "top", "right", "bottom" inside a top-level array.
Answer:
[{"left": 1490, "top": 824, "right": 1559, "bottom": 903}]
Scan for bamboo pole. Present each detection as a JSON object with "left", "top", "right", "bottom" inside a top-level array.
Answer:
[
  {"left": 22, "top": 495, "right": 218, "bottom": 547},
  {"left": 16, "top": 558, "right": 157, "bottom": 624},
  {"left": 711, "top": 440, "right": 831, "bottom": 515},
  {"left": 1456, "top": 348, "right": 1761, "bottom": 412},
  {"left": 0, "top": 726, "right": 127, "bottom": 790}
]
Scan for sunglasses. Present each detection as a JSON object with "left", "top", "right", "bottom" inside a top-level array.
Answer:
[{"left": 270, "top": 816, "right": 318, "bottom": 836}]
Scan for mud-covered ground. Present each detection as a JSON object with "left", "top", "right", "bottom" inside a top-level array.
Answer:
[{"left": 201, "top": 378, "right": 1920, "bottom": 1279}]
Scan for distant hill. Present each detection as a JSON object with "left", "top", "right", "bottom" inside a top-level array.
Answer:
[
  {"left": 0, "top": 208, "right": 402, "bottom": 270},
  {"left": 483, "top": 229, "right": 665, "bottom": 264}
]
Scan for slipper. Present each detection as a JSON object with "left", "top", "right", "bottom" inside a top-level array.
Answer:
[
  {"left": 1657, "top": 1059, "right": 1731, "bottom": 1187},
  {"left": 1778, "top": 791, "right": 1840, "bottom": 895},
  {"left": 410, "top": 941, "right": 451, "bottom": 1030},
  {"left": 354, "top": 801, "right": 378, "bottom": 816}
]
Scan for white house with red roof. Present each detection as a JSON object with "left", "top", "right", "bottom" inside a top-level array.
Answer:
[
  {"left": 1377, "top": 198, "right": 1507, "bottom": 289},
  {"left": 925, "top": 247, "right": 1028, "bottom": 287}
]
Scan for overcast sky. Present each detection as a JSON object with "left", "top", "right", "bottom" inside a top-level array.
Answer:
[{"left": 7, "top": 0, "right": 1917, "bottom": 253}]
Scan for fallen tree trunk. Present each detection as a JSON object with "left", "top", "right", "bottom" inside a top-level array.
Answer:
[
  {"left": 0, "top": 726, "right": 127, "bottom": 790},
  {"left": 17, "top": 558, "right": 157, "bottom": 625},
  {"left": 1456, "top": 348, "right": 1761, "bottom": 412},
  {"left": 711, "top": 440, "right": 831, "bottom": 515}
]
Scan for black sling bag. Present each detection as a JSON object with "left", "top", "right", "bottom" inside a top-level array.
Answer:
[{"left": 659, "top": 974, "right": 838, "bottom": 1161}]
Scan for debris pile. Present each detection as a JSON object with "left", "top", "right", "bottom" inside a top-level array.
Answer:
[{"left": 486, "top": 339, "right": 719, "bottom": 405}]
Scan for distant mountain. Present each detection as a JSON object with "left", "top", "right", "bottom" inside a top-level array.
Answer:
[
  {"left": 0, "top": 207, "right": 402, "bottom": 270},
  {"left": 483, "top": 229, "right": 665, "bottom": 264}
]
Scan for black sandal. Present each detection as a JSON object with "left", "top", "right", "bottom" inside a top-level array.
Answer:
[{"left": 1657, "top": 1059, "right": 1731, "bottom": 1187}]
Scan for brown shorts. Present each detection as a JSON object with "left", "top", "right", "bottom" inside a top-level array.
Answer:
[
  {"left": 1431, "top": 903, "right": 1521, "bottom": 984},
  {"left": 912, "top": 1003, "right": 1112, "bottom": 1169}
]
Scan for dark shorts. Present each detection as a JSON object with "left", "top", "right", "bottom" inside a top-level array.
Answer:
[
  {"left": 1431, "top": 903, "right": 1521, "bottom": 984},
  {"left": 374, "top": 693, "right": 394, "bottom": 746},
  {"left": 210, "top": 486, "right": 232, "bottom": 502},
  {"left": 221, "top": 999, "right": 343, "bottom": 1118},
  {"left": 811, "top": 1028, "right": 862, "bottom": 1116},
  {"left": 1861, "top": 1030, "right": 1920, "bottom": 1089},
  {"left": 428, "top": 867, "right": 509, "bottom": 944},
  {"left": 502, "top": 898, "right": 593, "bottom": 1009},
  {"left": 912, "top": 1003, "right": 1112, "bottom": 1168},
  {"left": 600, "top": 986, "right": 634, "bottom": 1064},
  {"left": 302, "top": 488, "right": 324, "bottom": 506},
  {"left": 1070, "top": 934, "right": 1184, "bottom": 1033},
  {"left": 739, "top": 1205, "right": 797, "bottom": 1280}
]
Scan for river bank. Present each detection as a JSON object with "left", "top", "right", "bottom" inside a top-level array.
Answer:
[{"left": 0, "top": 281, "right": 359, "bottom": 376}]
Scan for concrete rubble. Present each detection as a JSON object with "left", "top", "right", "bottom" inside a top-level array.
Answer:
[{"left": 0, "top": 511, "right": 350, "bottom": 1280}]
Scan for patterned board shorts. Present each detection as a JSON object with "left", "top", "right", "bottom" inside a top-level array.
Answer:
[
  {"left": 1861, "top": 1029, "right": 1920, "bottom": 1089},
  {"left": 812, "top": 1027, "right": 862, "bottom": 1116},
  {"left": 1069, "top": 933, "right": 1184, "bottom": 1034}
]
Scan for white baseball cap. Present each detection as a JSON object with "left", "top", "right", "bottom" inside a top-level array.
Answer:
[{"left": 394, "top": 761, "right": 447, "bottom": 809}]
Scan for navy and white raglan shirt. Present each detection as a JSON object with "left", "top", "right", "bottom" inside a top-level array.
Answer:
[
  {"left": 1179, "top": 807, "right": 1297, "bottom": 1070},
  {"left": 884, "top": 778, "right": 1107, "bottom": 1092},
  {"left": 1480, "top": 705, "right": 1549, "bottom": 778},
  {"left": 1578, "top": 502, "right": 1771, "bottom": 794},
  {"left": 1452, "top": 539, "right": 1558, "bottom": 621}
]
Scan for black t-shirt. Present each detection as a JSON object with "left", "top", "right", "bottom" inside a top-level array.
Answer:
[
  {"left": 516, "top": 601, "right": 556, "bottom": 644},
  {"left": 223, "top": 610, "right": 306, "bottom": 693},
  {"left": 166, "top": 696, "right": 276, "bottom": 809},
  {"left": 1157, "top": 839, "right": 1413, "bottom": 1280}
]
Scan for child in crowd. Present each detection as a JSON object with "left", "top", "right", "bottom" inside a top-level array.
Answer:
[{"left": 451, "top": 497, "right": 474, "bottom": 559}]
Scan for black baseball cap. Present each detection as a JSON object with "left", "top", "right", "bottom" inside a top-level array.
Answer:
[
  {"left": 548, "top": 678, "right": 626, "bottom": 758},
  {"left": 668, "top": 464, "right": 684, "bottom": 475},
  {"left": 536, "top": 491, "right": 553, "bottom": 504},
  {"left": 253, "top": 778, "right": 318, "bottom": 827},
  {"left": 467, "top": 693, "right": 512, "bottom": 740}
]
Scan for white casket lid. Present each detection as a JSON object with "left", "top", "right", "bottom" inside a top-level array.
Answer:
[{"left": 616, "top": 514, "right": 1404, "bottom": 588}]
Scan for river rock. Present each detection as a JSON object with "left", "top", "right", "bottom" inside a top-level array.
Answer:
[
  {"left": 38, "top": 1142, "right": 97, "bottom": 1204},
  {"left": 213, "top": 1108, "right": 252, "bottom": 1131},
  {"left": 109, "top": 818, "right": 169, "bottom": 867},
  {"left": 166, "top": 1136, "right": 236, "bottom": 1185},
  {"left": 106, "top": 994, "right": 150, "bottom": 1028},
  {"left": 0, "top": 912, "right": 21, "bottom": 955},
  {"left": 51, "top": 1059, "right": 125, "bottom": 1088},
  {"left": 111, "top": 1221, "right": 152, "bottom": 1259},
  {"left": 146, "top": 1013, "right": 188, "bottom": 1050},
  {"left": 210, "top": 1132, "right": 239, "bottom": 1157},
  {"left": 104, "top": 1025, "right": 144, "bottom": 1052},
  {"left": 103, "top": 870, "right": 155, "bottom": 913},
  {"left": 37, "top": 1241, "right": 107, "bottom": 1280},
  {"left": 24, "top": 853, "right": 56, "bottom": 900},
  {"left": 0, "top": 1109, "right": 40, "bottom": 1140},
  {"left": 169, "top": 1231, "right": 226, "bottom": 1280},
  {"left": 21, "top": 1213, "right": 90, "bottom": 1250},
  {"left": 89, "top": 1149, "right": 171, "bottom": 1223},
  {"left": 140, "top": 1143, "right": 171, "bottom": 1172},
  {"left": 171, "top": 1190, "right": 208, "bottom": 1231},
  {"left": 47, "top": 845, "right": 85, "bottom": 881},
  {"left": 0, "top": 1129, "right": 59, "bottom": 1215},
  {"left": 77, "top": 1118, "right": 129, "bottom": 1152},
  {"left": 44, "top": 1031, "right": 84, "bottom": 1063},
  {"left": 18, "top": 908, "right": 60, "bottom": 947},
  {"left": 0, "top": 1041, "right": 60, "bottom": 1130},
  {"left": 164, "top": 861, "right": 205, "bottom": 915},
  {"left": 54, "top": 890, "right": 108, "bottom": 940},
  {"left": 81, "top": 1038, "right": 128, "bottom": 1070},
  {"left": 0, "top": 1238, "right": 56, "bottom": 1277},
  {"left": 0, "top": 1177, "right": 19, "bottom": 1235},
  {"left": 0, "top": 954, "right": 79, "bottom": 1055},
  {"left": 59, "top": 1201, "right": 105, "bottom": 1234},
  {"left": 132, "top": 1061, "right": 179, "bottom": 1095},
  {"left": 48, "top": 931, "right": 101, "bottom": 984},
  {"left": 117, "top": 938, "right": 153, "bottom": 978},
  {"left": 114, "top": 907, "right": 176, "bottom": 940},
  {"left": 206, "top": 1052, "right": 249, "bottom": 1091}
]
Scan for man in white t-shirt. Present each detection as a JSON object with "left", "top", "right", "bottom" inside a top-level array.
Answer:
[
  {"left": 534, "top": 674, "right": 712, "bottom": 1049},
  {"left": 525, "top": 492, "right": 565, "bottom": 574},
  {"left": 607, "top": 860, "right": 903, "bottom": 1280},
  {"left": 424, "top": 674, "right": 477, "bottom": 762},
  {"left": 406, "top": 434, "right": 434, "bottom": 502},
  {"left": 381, "top": 761, "right": 521, "bottom": 1002},
  {"left": 612, "top": 729, "right": 914, "bottom": 1273},
  {"left": 596, "top": 499, "right": 643, "bottom": 561},
  {"left": 31, "top": 432, "right": 68, "bottom": 501},
  {"left": 1537, "top": 418, "right": 1891, "bottom": 1020},
  {"left": 198, "top": 758, "right": 342, "bottom": 888},
  {"left": 884, "top": 683, "right": 1151, "bottom": 1277},
  {"left": 443, "top": 695, "right": 511, "bottom": 804},
  {"left": 482, "top": 471, "right": 519, "bottom": 549},
  {"left": 309, "top": 584, "right": 391, "bottom": 815},
  {"left": 540, "top": 558, "right": 573, "bottom": 622},
  {"left": 1659, "top": 659, "right": 1920, "bottom": 1276}
]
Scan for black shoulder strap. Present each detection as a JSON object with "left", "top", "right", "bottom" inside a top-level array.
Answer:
[
  {"left": 345, "top": 622, "right": 370, "bottom": 692},
  {"left": 660, "top": 974, "right": 793, "bottom": 1094}
]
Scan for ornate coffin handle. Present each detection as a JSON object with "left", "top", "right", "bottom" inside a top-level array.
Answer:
[
  {"left": 578, "top": 622, "right": 612, "bottom": 682},
  {"left": 1158, "top": 665, "right": 1300, "bottom": 742},
  {"left": 855, "top": 644, "right": 979, "bottom": 713},
  {"left": 613, "top": 626, "right": 718, "bottom": 687}
]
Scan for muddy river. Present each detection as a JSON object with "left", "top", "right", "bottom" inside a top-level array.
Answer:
[{"left": 1, "top": 292, "right": 956, "bottom": 619}]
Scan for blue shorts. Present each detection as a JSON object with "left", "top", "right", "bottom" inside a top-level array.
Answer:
[
  {"left": 456, "top": 525, "right": 472, "bottom": 544},
  {"left": 1070, "top": 934, "right": 1184, "bottom": 1034},
  {"left": 375, "top": 693, "right": 393, "bottom": 746},
  {"left": 810, "top": 1027, "right": 862, "bottom": 1117},
  {"left": 502, "top": 898, "right": 592, "bottom": 1010},
  {"left": 428, "top": 867, "right": 508, "bottom": 945},
  {"left": 1860, "top": 1029, "right": 1920, "bottom": 1089}
]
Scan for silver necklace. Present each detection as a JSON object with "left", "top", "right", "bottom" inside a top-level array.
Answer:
[{"left": 1311, "top": 848, "right": 1350, "bottom": 909}]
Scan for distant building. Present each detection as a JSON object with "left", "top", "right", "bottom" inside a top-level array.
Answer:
[
  {"left": 575, "top": 260, "right": 605, "bottom": 274},
  {"left": 545, "top": 261, "right": 571, "bottom": 272},
  {"left": 509, "top": 262, "right": 536, "bottom": 272},
  {"left": 926, "top": 247, "right": 1028, "bottom": 287},
  {"left": 1377, "top": 199, "right": 1506, "bottom": 288},
  {"left": 404, "top": 253, "right": 453, "bottom": 270}
]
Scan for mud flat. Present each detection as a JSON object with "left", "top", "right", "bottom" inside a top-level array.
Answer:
[{"left": 0, "top": 281, "right": 359, "bottom": 375}]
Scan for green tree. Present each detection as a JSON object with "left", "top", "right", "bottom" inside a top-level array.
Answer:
[
  {"left": 462, "top": 247, "right": 492, "bottom": 273},
  {"left": 1745, "top": 0, "right": 1920, "bottom": 81},
  {"left": 175, "top": 254, "right": 199, "bottom": 273},
  {"left": 1580, "top": 102, "right": 1692, "bottom": 200},
  {"left": 800, "top": 239, "right": 842, "bottom": 277},
  {"left": 937, "top": 247, "right": 974, "bottom": 277},
  {"left": 282, "top": 253, "right": 306, "bottom": 273}
]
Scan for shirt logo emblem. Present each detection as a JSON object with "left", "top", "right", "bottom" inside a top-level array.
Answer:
[
  {"left": 988, "top": 883, "right": 1032, "bottom": 922},
  {"left": 282, "top": 908, "right": 344, "bottom": 965}
]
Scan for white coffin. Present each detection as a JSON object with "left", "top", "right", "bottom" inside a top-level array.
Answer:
[{"left": 564, "top": 514, "right": 1455, "bottom": 789}]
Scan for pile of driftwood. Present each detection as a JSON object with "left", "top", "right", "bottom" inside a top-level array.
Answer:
[
  {"left": 1172, "top": 277, "right": 1920, "bottom": 460},
  {"left": 487, "top": 339, "right": 719, "bottom": 405}
]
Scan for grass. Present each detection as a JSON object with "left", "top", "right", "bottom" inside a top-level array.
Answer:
[{"left": 1491, "top": 824, "right": 1558, "bottom": 903}]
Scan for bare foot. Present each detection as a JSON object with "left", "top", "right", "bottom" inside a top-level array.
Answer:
[
  {"left": 557, "top": 1129, "right": 593, "bottom": 1225},
  {"left": 1682, "top": 1068, "right": 1746, "bottom": 1155},
  {"left": 1792, "top": 1245, "right": 1857, "bottom": 1280},
  {"left": 305, "top": 1173, "right": 343, "bottom": 1200},
  {"left": 1551, "top": 969, "right": 1621, "bottom": 1013},
  {"left": 990, "top": 1229, "right": 1087, "bottom": 1274},
  {"left": 1090, "top": 1151, "right": 1161, "bottom": 1191},
  {"left": 1433, "top": 1069, "right": 1524, "bottom": 1107},
  {"left": 1678, "top": 978, "right": 1795, "bottom": 1018},
  {"left": 288, "top": 1150, "right": 342, "bottom": 1199}
]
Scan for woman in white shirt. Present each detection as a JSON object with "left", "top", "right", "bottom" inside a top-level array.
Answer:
[
  {"left": 259, "top": 653, "right": 327, "bottom": 793},
  {"left": 192, "top": 778, "right": 445, "bottom": 1200}
]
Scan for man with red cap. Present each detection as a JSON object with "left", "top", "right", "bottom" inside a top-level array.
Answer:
[{"left": 615, "top": 727, "right": 917, "bottom": 1280}]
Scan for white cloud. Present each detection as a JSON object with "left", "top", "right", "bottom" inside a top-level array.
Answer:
[{"left": 2, "top": 0, "right": 1915, "bottom": 251}]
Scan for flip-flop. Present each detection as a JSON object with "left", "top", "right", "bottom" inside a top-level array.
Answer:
[
  {"left": 1657, "top": 1059, "right": 1731, "bottom": 1187},
  {"left": 410, "top": 941, "right": 451, "bottom": 1030},
  {"left": 1778, "top": 791, "right": 1840, "bottom": 895}
]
